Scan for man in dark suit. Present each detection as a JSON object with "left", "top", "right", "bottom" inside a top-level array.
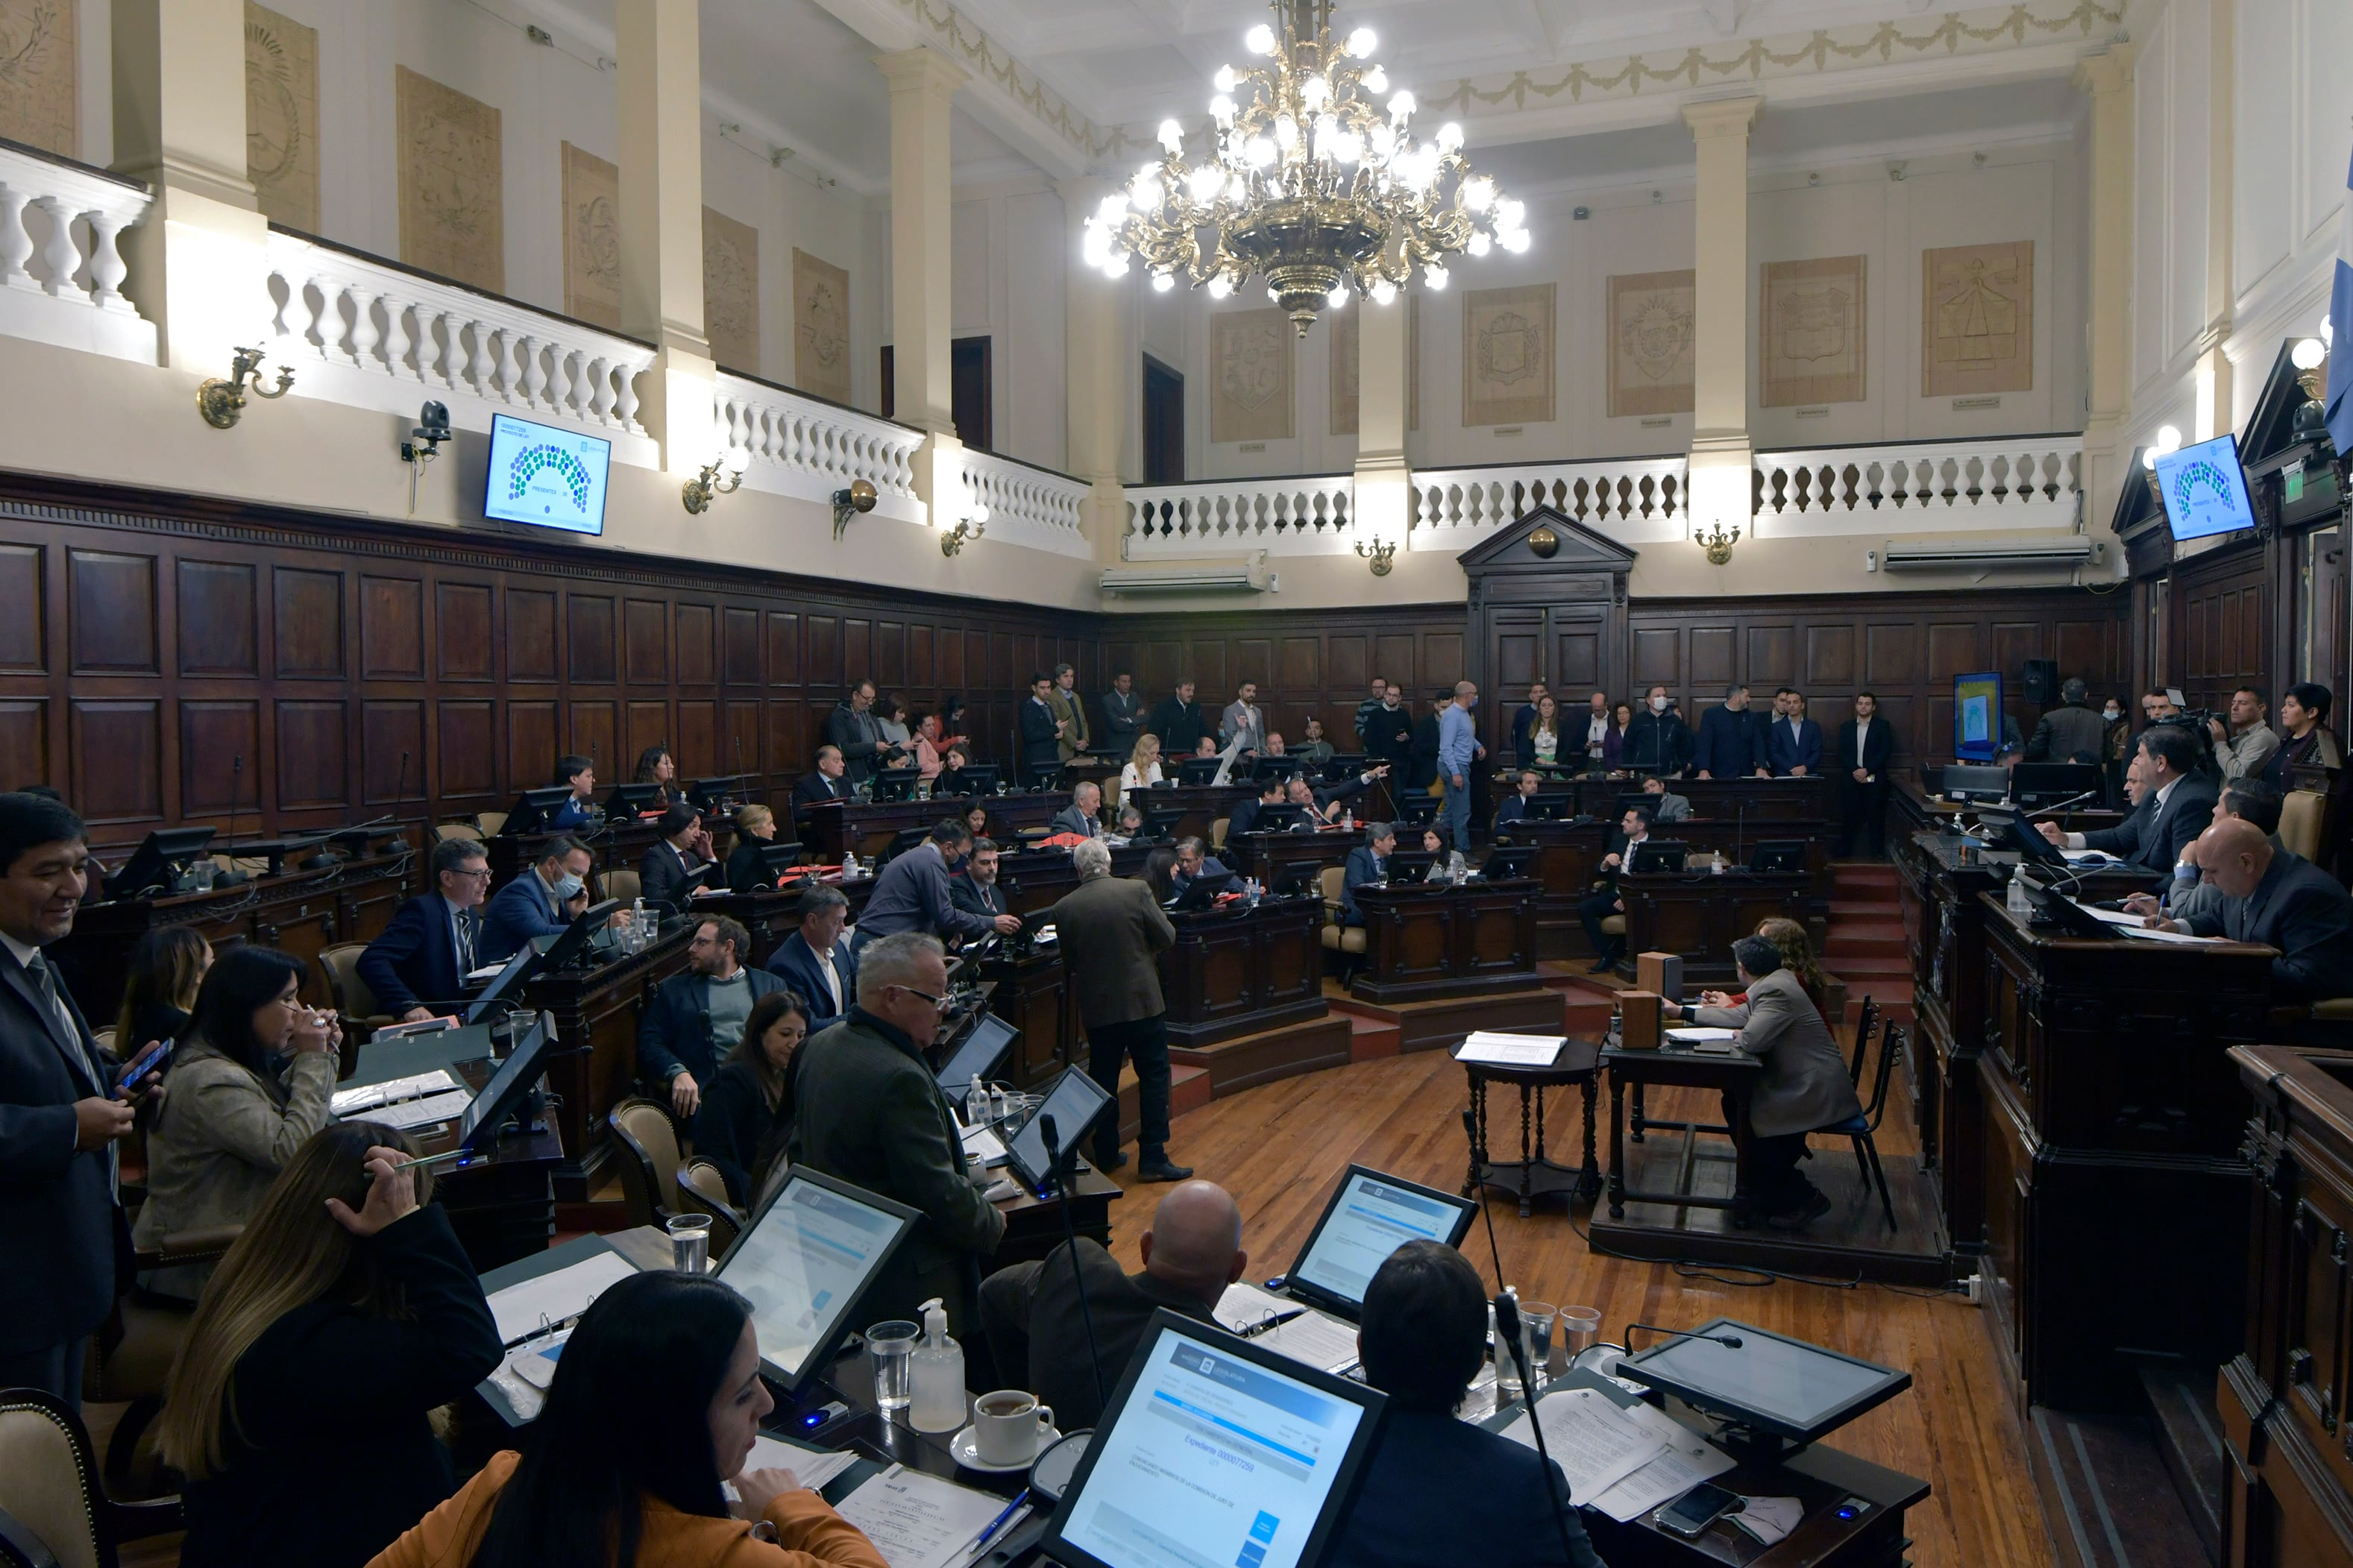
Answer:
[
  {"left": 790, "top": 933, "right": 1004, "bottom": 1331},
  {"left": 1624, "top": 686, "right": 1691, "bottom": 775},
  {"left": 1225, "top": 778, "right": 1286, "bottom": 840},
  {"left": 1169, "top": 837, "right": 1232, "bottom": 900},
  {"left": 856, "top": 819, "right": 1021, "bottom": 951},
  {"left": 1047, "top": 781, "right": 1105, "bottom": 838},
  {"left": 1577, "top": 806, "right": 1653, "bottom": 972},
  {"left": 2153, "top": 818, "right": 2353, "bottom": 1002},
  {"left": 1691, "top": 684, "right": 1760, "bottom": 779},
  {"left": 547, "top": 754, "right": 603, "bottom": 831},
  {"left": 1766, "top": 691, "right": 1824, "bottom": 777},
  {"left": 979, "top": 1180, "right": 1246, "bottom": 1431},
  {"left": 765, "top": 886, "right": 857, "bottom": 1027},
  {"left": 360, "top": 837, "right": 493, "bottom": 1021},
  {"left": 1341, "top": 822, "right": 1395, "bottom": 925},
  {"left": 1492, "top": 769, "right": 1542, "bottom": 832},
  {"left": 638, "top": 915, "right": 782, "bottom": 1116},
  {"left": 824, "top": 679, "right": 907, "bottom": 787},
  {"left": 1147, "top": 680, "right": 1206, "bottom": 756},
  {"left": 1834, "top": 690, "right": 1897, "bottom": 857},
  {"left": 480, "top": 836, "right": 591, "bottom": 963},
  {"left": 1668, "top": 934, "right": 1862, "bottom": 1229},
  {"left": 1019, "top": 673, "right": 1064, "bottom": 789},
  {"left": 2026, "top": 676, "right": 2108, "bottom": 763},
  {"left": 638, "top": 804, "right": 717, "bottom": 910},
  {"left": 791, "top": 746, "right": 852, "bottom": 841},
  {"left": 0, "top": 793, "right": 143, "bottom": 1405},
  {"left": 1051, "top": 839, "right": 1186, "bottom": 1179},
  {"left": 1335, "top": 1241, "right": 1606, "bottom": 1568},
  {"left": 1101, "top": 670, "right": 1146, "bottom": 754},
  {"left": 1361, "top": 686, "right": 1414, "bottom": 779},
  {"left": 949, "top": 837, "right": 1011, "bottom": 922},
  {"left": 2041, "top": 725, "right": 2217, "bottom": 872}
]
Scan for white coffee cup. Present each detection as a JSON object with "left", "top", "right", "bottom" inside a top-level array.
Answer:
[{"left": 973, "top": 1389, "right": 1055, "bottom": 1467}]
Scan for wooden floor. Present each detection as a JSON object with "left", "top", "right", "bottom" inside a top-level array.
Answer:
[{"left": 1099, "top": 1046, "right": 2059, "bottom": 1568}]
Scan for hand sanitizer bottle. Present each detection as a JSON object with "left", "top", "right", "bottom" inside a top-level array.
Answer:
[
  {"left": 842, "top": 850, "right": 860, "bottom": 880},
  {"left": 965, "top": 1077, "right": 990, "bottom": 1130},
  {"left": 908, "top": 1297, "right": 966, "bottom": 1432}
]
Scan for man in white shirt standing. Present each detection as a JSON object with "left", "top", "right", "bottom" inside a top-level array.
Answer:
[{"left": 1583, "top": 691, "right": 1611, "bottom": 772}]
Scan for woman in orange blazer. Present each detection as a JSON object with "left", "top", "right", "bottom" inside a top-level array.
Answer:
[{"left": 368, "top": 1272, "right": 888, "bottom": 1568}]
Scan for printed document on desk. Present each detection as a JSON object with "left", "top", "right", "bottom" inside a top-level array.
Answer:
[
  {"left": 1248, "top": 1308, "right": 1361, "bottom": 1373},
  {"left": 1454, "top": 1032, "right": 1565, "bottom": 1068},
  {"left": 364, "top": 1091, "right": 474, "bottom": 1131},
  {"left": 1583, "top": 1410, "right": 1736, "bottom": 1523},
  {"left": 331, "top": 1070, "right": 461, "bottom": 1116},
  {"left": 1214, "top": 1281, "right": 1298, "bottom": 1334},
  {"left": 723, "top": 1437, "right": 858, "bottom": 1503},
  {"left": 1663, "top": 1027, "right": 1738, "bottom": 1045},
  {"left": 486, "top": 1250, "right": 637, "bottom": 1346},
  {"left": 835, "top": 1465, "right": 1008, "bottom": 1568},
  {"left": 1498, "top": 1385, "right": 1674, "bottom": 1501}
]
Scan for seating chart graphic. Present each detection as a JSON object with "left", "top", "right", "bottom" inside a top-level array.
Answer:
[{"left": 484, "top": 414, "right": 612, "bottom": 535}]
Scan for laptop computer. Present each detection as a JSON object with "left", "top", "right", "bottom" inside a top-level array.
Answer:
[{"left": 1280, "top": 1166, "right": 1480, "bottom": 1323}]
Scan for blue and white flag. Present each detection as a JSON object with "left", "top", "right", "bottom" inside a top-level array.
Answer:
[{"left": 2329, "top": 136, "right": 2353, "bottom": 455}]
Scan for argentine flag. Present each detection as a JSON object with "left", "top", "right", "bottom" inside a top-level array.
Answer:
[{"left": 2331, "top": 135, "right": 2353, "bottom": 455}]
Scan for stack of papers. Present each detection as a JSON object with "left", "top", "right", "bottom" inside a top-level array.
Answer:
[
  {"left": 835, "top": 1465, "right": 1011, "bottom": 1568},
  {"left": 2067, "top": 898, "right": 2228, "bottom": 944},
  {"left": 486, "top": 1251, "right": 637, "bottom": 1346},
  {"left": 331, "top": 1070, "right": 460, "bottom": 1116},
  {"left": 1455, "top": 1032, "right": 1566, "bottom": 1068},
  {"left": 364, "top": 1091, "right": 474, "bottom": 1131},
  {"left": 1583, "top": 1411, "right": 1737, "bottom": 1523},
  {"left": 1213, "top": 1281, "right": 1296, "bottom": 1333},
  {"left": 1663, "top": 1027, "right": 1738, "bottom": 1045},
  {"left": 1246, "top": 1309, "right": 1361, "bottom": 1373},
  {"left": 726, "top": 1436, "right": 859, "bottom": 1502},
  {"left": 1498, "top": 1385, "right": 1674, "bottom": 1502},
  {"left": 960, "top": 1124, "right": 1007, "bottom": 1165}
]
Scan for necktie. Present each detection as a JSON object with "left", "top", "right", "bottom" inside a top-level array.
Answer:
[
  {"left": 818, "top": 950, "right": 842, "bottom": 1010},
  {"left": 456, "top": 910, "right": 477, "bottom": 975},
  {"left": 24, "top": 949, "right": 88, "bottom": 1077}
]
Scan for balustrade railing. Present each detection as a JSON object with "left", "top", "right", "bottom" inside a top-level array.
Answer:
[
  {"left": 1410, "top": 457, "right": 1686, "bottom": 547},
  {"left": 1125, "top": 474, "right": 1357, "bottom": 557},
  {"left": 716, "top": 373, "right": 925, "bottom": 523},
  {"left": 0, "top": 141, "right": 154, "bottom": 363},
  {"left": 264, "top": 229, "right": 654, "bottom": 443},
  {"left": 959, "top": 449, "right": 1090, "bottom": 557},
  {"left": 1753, "top": 438, "right": 2082, "bottom": 532}
]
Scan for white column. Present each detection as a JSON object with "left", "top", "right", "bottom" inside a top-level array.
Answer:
[
  {"left": 618, "top": 0, "right": 715, "bottom": 472},
  {"left": 110, "top": 0, "right": 265, "bottom": 372},
  {"left": 2194, "top": 4, "right": 2234, "bottom": 441},
  {"left": 1680, "top": 95, "right": 1762, "bottom": 540},
  {"left": 2074, "top": 45, "right": 2136, "bottom": 533},
  {"left": 877, "top": 47, "right": 970, "bottom": 520},
  {"left": 1353, "top": 291, "right": 1411, "bottom": 544},
  {"left": 1058, "top": 175, "right": 1131, "bottom": 561}
]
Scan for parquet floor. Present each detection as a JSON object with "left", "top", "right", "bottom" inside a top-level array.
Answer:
[{"left": 1098, "top": 1048, "right": 2058, "bottom": 1568}]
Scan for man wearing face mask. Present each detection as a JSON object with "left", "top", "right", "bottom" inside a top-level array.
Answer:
[
  {"left": 1625, "top": 685, "right": 1692, "bottom": 777},
  {"left": 479, "top": 837, "right": 597, "bottom": 964}
]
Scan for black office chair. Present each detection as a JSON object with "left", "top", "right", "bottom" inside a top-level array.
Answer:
[{"left": 1818, "top": 1022, "right": 1905, "bottom": 1230}]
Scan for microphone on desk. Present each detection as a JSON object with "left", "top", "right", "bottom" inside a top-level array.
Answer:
[
  {"left": 1494, "top": 1290, "right": 1586, "bottom": 1568},
  {"left": 1623, "top": 1321, "right": 1744, "bottom": 1353},
  {"left": 2025, "top": 790, "right": 2097, "bottom": 822},
  {"left": 1038, "top": 1112, "right": 1110, "bottom": 1411}
]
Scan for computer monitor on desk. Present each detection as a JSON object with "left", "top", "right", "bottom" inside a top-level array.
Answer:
[
  {"left": 1616, "top": 1317, "right": 1911, "bottom": 1450},
  {"left": 1003, "top": 1066, "right": 1116, "bottom": 1195},
  {"left": 1251, "top": 803, "right": 1309, "bottom": 835},
  {"left": 1282, "top": 1166, "right": 1477, "bottom": 1322},
  {"left": 498, "top": 787, "right": 579, "bottom": 837},
  {"left": 1629, "top": 840, "right": 1688, "bottom": 874},
  {"left": 456, "top": 1013, "right": 556, "bottom": 1154},
  {"left": 870, "top": 767, "right": 921, "bottom": 804},
  {"left": 1140, "top": 805, "right": 1187, "bottom": 842},
  {"left": 1749, "top": 840, "right": 1806, "bottom": 875},
  {"left": 715, "top": 1169, "right": 920, "bottom": 1394},
  {"left": 2011, "top": 763, "right": 2102, "bottom": 810},
  {"left": 1383, "top": 849, "right": 1439, "bottom": 884},
  {"left": 1043, "top": 1312, "right": 1385, "bottom": 1568},
  {"left": 535, "top": 898, "right": 622, "bottom": 973},
  {"left": 1177, "top": 758, "right": 1225, "bottom": 787},
  {"left": 1940, "top": 764, "right": 2011, "bottom": 805},
  {"left": 606, "top": 783, "right": 665, "bottom": 816},
  {"left": 935, "top": 1013, "right": 1017, "bottom": 1099},
  {"left": 1251, "top": 755, "right": 1298, "bottom": 781},
  {"left": 949, "top": 765, "right": 1002, "bottom": 797},
  {"left": 1526, "top": 791, "right": 1574, "bottom": 822},
  {"left": 688, "top": 776, "right": 751, "bottom": 814},
  {"left": 1477, "top": 847, "right": 1535, "bottom": 880},
  {"left": 106, "top": 827, "right": 218, "bottom": 899}
]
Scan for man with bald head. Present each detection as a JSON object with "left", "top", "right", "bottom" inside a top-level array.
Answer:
[
  {"left": 979, "top": 1178, "right": 1247, "bottom": 1429},
  {"left": 2146, "top": 816, "right": 2353, "bottom": 1003}
]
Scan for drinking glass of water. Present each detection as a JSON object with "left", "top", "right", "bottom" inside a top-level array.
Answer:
[
  {"left": 666, "top": 1214, "right": 711, "bottom": 1274},
  {"left": 867, "top": 1320, "right": 920, "bottom": 1413}
]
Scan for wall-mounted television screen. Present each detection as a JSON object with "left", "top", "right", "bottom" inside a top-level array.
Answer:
[
  {"left": 483, "top": 413, "right": 612, "bottom": 535},
  {"left": 2152, "top": 432, "right": 2256, "bottom": 544}
]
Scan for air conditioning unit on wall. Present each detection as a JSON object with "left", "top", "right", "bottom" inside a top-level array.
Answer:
[
  {"left": 1868, "top": 535, "right": 2102, "bottom": 573},
  {"left": 1100, "top": 558, "right": 1278, "bottom": 596}
]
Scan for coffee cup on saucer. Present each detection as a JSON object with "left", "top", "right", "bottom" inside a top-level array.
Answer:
[{"left": 973, "top": 1390, "right": 1055, "bottom": 1467}]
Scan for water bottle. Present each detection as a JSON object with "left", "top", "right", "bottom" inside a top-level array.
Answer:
[
  {"left": 966, "top": 1077, "right": 991, "bottom": 1130},
  {"left": 1712, "top": 849, "right": 1727, "bottom": 876},
  {"left": 630, "top": 898, "right": 647, "bottom": 954}
]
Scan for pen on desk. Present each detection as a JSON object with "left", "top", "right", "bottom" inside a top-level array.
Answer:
[
  {"left": 1239, "top": 1310, "right": 1304, "bottom": 1339},
  {"left": 973, "top": 1490, "right": 1028, "bottom": 1551}
]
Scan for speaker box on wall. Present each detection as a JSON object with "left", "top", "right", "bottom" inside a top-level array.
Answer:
[{"left": 2022, "top": 658, "right": 2059, "bottom": 705}]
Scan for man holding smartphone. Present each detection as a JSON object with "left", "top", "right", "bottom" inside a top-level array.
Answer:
[{"left": 0, "top": 792, "right": 159, "bottom": 1405}]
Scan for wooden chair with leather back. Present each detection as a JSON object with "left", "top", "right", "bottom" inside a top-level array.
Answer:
[
  {"left": 0, "top": 1387, "right": 183, "bottom": 1568},
  {"left": 320, "top": 943, "right": 395, "bottom": 1053},
  {"left": 430, "top": 821, "right": 484, "bottom": 846},
  {"left": 2281, "top": 787, "right": 2327, "bottom": 861},
  {"left": 675, "top": 1161, "right": 746, "bottom": 1256},
  {"left": 609, "top": 1098, "right": 682, "bottom": 1229},
  {"left": 1316, "top": 866, "right": 1367, "bottom": 960},
  {"left": 87, "top": 1229, "right": 244, "bottom": 1493},
  {"left": 603, "top": 867, "right": 643, "bottom": 907}
]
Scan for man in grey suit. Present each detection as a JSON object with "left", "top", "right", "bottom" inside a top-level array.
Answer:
[
  {"left": 0, "top": 794, "right": 147, "bottom": 1405},
  {"left": 1049, "top": 781, "right": 1106, "bottom": 838},
  {"left": 1667, "top": 933, "right": 1862, "bottom": 1229},
  {"left": 2040, "top": 725, "right": 2217, "bottom": 873},
  {"left": 1049, "top": 838, "right": 1188, "bottom": 1180},
  {"left": 787, "top": 931, "right": 1005, "bottom": 1333}
]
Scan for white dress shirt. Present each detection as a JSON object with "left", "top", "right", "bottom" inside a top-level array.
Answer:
[{"left": 2062, "top": 773, "right": 2177, "bottom": 850}]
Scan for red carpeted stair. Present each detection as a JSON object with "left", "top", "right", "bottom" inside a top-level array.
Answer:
[{"left": 1825, "top": 860, "right": 1914, "bottom": 1025}]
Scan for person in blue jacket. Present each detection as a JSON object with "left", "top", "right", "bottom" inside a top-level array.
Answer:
[{"left": 478, "top": 837, "right": 592, "bottom": 964}]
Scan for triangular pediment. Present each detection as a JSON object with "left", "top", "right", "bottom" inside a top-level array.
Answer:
[{"left": 1455, "top": 505, "right": 1639, "bottom": 573}]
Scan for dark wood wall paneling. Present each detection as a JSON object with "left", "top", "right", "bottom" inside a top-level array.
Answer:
[
  {"left": 0, "top": 486, "right": 1090, "bottom": 851},
  {"left": 1622, "top": 590, "right": 2134, "bottom": 775},
  {"left": 2167, "top": 543, "right": 2272, "bottom": 716},
  {"left": 1100, "top": 608, "right": 1468, "bottom": 759}
]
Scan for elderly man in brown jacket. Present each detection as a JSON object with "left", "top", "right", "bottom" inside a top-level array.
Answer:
[
  {"left": 1050, "top": 838, "right": 1188, "bottom": 1181},
  {"left": 1669, "top": 933, "right": 1861, "bottom": 1230}
]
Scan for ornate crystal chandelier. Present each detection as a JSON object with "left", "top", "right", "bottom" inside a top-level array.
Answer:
[{"left": 1081, "top": 0, "right": 1528, "bottom": 336}]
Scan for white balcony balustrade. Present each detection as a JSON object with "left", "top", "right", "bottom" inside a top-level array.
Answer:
[
  {"left": 264, "top": 229, "right": 656, "bottom": 459},
  {"left": 0, "top": 142, "right": 154, "bottom": 364},
  {"left": 1410, "top": 458, "right": 1688, "bottom": 548},
  {"left": 957, "top": 450, "right": 1091, "bottom": 557},
  {"left": 716, "top": 374, "right": 927, "bottom": 525},
  {"left": 1125, "top": 474, "right": 1357, "bottom": 558},
  {"left": 1753, "top": 438, "right": 2082, "bottom": 534}
]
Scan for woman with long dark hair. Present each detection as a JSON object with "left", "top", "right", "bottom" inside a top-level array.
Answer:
[
  {"left": 692, "top": 990, "right": 808, "bottom": 1204},
  {"left": 160, "top": 1124, "right": 501, "bottom": 1568},
  {"left": 636, "top": 745, "right": 689, "bottom": 808},
  {"left": 133, "top": 946, "right": 342, "bottom": 1299},
  {"left": 369, "top": 1271, "right": 887, "bottom": 1568},
  {"left": 116, "top": 924, "right": 210, "bottom": 1054}
]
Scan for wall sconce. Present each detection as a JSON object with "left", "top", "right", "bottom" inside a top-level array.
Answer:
[
  {"left": 682, "top": 450, "right": 747, "bottom": 514},
  {"left": 398, "top": 400, "right": 451, "bottom": 514},
  {"left": 940, "top": 504, "right": 989, "bottom": 557},
  {"left": 1354, "top": 537, "right": 1397, "bottom": 576},
  {"left": 832, "top": 478, "right": 877, "bottom": 539},
  {"left": 197, "top": 346, "right": 294, "bottom": 429},
  {"left": 1695, "top": 520, "right": 1740, "bottom": 565}
]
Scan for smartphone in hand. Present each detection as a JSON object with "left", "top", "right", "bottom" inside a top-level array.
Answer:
[{"left": 115, "top": 1037, "right": 173, "bottom": 1095}]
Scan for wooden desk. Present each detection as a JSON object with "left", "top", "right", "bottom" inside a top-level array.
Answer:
[
  {"left": 1889, "top": 831, "right": 2158, "bottom": 1258},
  {"left": 343, "top": 1024, "right": 565, "bottom": 1270},
  {"left": 1571, "top": 772, "right": 1832, "bottom": 831},
  {"left": 804, "top": 793, "right": 1066, "bottom": 864},
  {"left": 1975, "top": 893, "right": 2274, "bottom": 1409},
  {"left": 1460, "top": 1039, "right": 1602, "bottom": 1216},
  {"left": 1350, "top": 878, "right": 1540, "bottom": 1005},
  {"left": 1600, "top": 1042, "right": 1760, "bottom": 1221},
  {"left": 995, "top": 843, "right": 1150, "bottom": 916},
  {"left": 1500, "top": 818, "right": 1830, "bottom": 960},
  {"left": 2226, "top": 1045, "right": 2353, "bottom": 1568},
  {"left": 1144, "top": 781, "right": 1260, "bottom": 843},
  {"left": 1585, "top": 1429, "right": 1930, "bottom": 1568},
  {"left": 1228, "top": 825, "right": 1364, "bottom": 890},
  {"left": 1889, "top": 775, "right": 2126, "bottom": 840},
  {"left": 1618, "top": 868, "right": 1812, "bottom": 983},
  {"left": 53, "top": 848, "right": 412, "bottom": 1023},
  {"left": 1160, "top": 895, "right": 1328, "bottom": 1049},
  {"left": 970, "top": 944, "right": 1078, "bottom": 1090},
  {"left": 521, "top": 923, "right": 697, "bottom": 1200}
]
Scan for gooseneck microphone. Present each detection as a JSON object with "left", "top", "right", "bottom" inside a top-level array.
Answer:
[
  {"left": 1623, "top": 1321, "right": 1744, "bottom": 1353},
  {"left": 1495, "top": 1291, "right": 1585, "bottom": 1567}
]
